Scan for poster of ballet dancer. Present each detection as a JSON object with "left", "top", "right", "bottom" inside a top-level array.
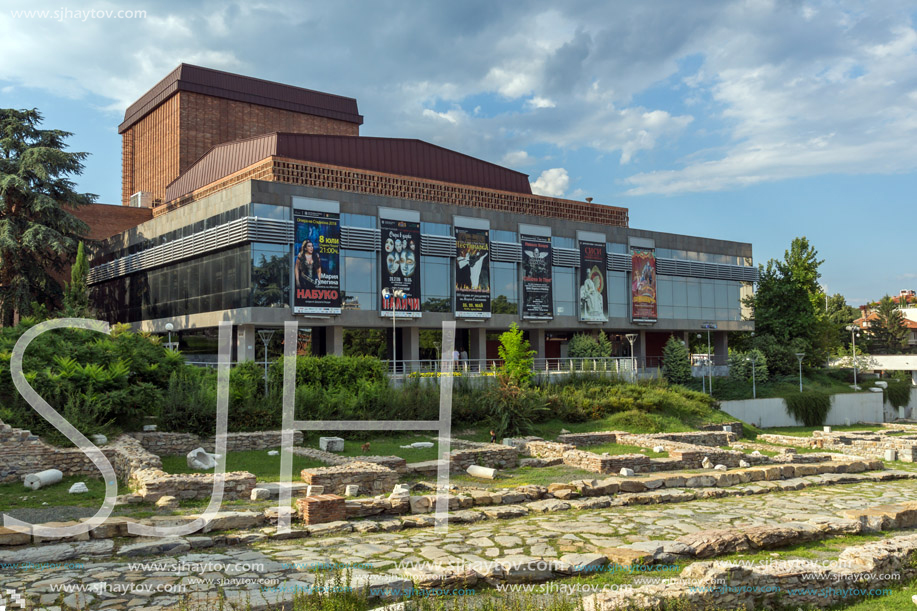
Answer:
[
  {"left": 521, "top": 235, "right": 553, "bottom": 320},
  {"left": 578, "top": 240, "right": 607, "bottom": 322},
  {"left": 455, "top": 227, "right": 491, "bottom": 318},
  {"left": 631, "top": 247, "right": 657, "bottom": 322}
]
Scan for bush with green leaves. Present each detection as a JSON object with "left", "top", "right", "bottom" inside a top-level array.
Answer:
[
  {"left": 567, "top": 332, "right": 612, "bottom": 358},
  {"left": 885, "top": 380, "right": 912, "bottom": 409},
  {"left": 785, "top": 390, "right": 831, "bottom": 426},
  {"left": 662, "top": 335, "right": 692, "bottom": 385},
  {"left": 497, "top": 323, "right": 535, "bottom": 386},
  {"left": 728, "top": 348, "right": 769, "bottom": 385}
]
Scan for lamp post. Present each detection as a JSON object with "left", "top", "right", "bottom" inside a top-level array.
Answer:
[
  {"left": 382, "top": 288, "right": 405, "bottom": 374},
  {"left": 702, "top": 323, "right": 717, "bottom": 395},
  {"left": 747, "top": 353, "right": 758, "bottom": 399},
  {"left": 845, "top": 325, "right": 860, "bottom": 389},
  {"left": 795, "top": 352, "right": 805, "bottom": 392},
  {"left": 164, "top": 322, "right": 174, "bottom": 350},
  {"left": 696, "top": 333, "right": 705, "bottom": 393},
  {"left": 625, "top": 333, "right": 638, "bottom": 383},
  {"left": 257, "top": 329, "right": 275, "bottom": 396}
]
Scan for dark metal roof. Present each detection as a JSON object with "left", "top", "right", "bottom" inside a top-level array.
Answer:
[
  {"left": 165, "top": 133, "right": 532, "bottom": 201},
  {"left": 119, "top": 64, "right": 363, "bottom": 134}
]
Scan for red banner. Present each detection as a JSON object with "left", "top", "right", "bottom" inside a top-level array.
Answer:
[{"left": 631, "top": 247, "right": 657, "bottom": 322}]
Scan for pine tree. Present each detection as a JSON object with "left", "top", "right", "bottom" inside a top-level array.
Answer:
[
  {"left": 63, "top": 241, "right": 90, "bottom": 315},
  {"left": 868, "top": 295, "right": 908, "bottom": 354},
  {"left": 661, "top": 335, "right": 692, "bottom": 385},
  {"left": 0, "top": 109, "right": 92, "bottom": 325}
]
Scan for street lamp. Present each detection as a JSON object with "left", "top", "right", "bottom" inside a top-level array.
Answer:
[
  {"left": 845, "top": 325, "right": 861, "bottom": 390},
  {"left": 625, "top": 333, "right": 638, "bottom": 383},
  {"left": 795, "top": 352, "right": 805, "bottom": 392},
  {"left": 382, "top": 288, "right": 405, "bottom": 373},
  {"left": 696, "top": 333, "right": 705, "bottom": 394},
  {"left": 702, "top": 323, "right": 717, "bottom": 395},
  {"left": 747, "top": 352, "right": 758, "bottom": 399},
  {"left": 257, "top": 329, "right": 275, "bottom": 396},
  {"left": 164, "top": 323, "right": 174, "bottom": 350}
]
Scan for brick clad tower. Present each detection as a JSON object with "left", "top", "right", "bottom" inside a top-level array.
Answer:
[{"left": 119, "top": 64, "right": 363, "bottom": 206}]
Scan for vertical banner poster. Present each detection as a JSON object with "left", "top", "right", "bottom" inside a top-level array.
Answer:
[
  {"left": 521, "top": 235, "right": 553, "bottom": 319},
  {"left": 631, "top": 247, "right": 657, "bottom": 322},
  {"left": 455, "top": 227, "right": 491, "bottom": 318},
  {"left": 293, "top": 209, "right": 341, "bottom": 314},
  {"left": 579, "top": 241, "right": 607, "bottom": 321},
  {"left": 380, "top": 218, "right": 422, "bottom": 317}
]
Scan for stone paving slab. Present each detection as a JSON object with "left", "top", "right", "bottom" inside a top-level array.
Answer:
[{"left": 6, "top": 477, "right": 917, "bottom": 609}]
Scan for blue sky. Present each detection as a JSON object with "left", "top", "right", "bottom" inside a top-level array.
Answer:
[{"left": 2, "top": 0, "right": 915, "bottom": 305}]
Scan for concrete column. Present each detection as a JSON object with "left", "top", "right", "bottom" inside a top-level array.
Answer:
[
  {"left": 638, "top": 330, "right": 647, "bottom": 363},
  {"left": 468, "top": 326, "right": 487, "bottom": 366},
  {"left": 912, "top": 370, "right": 916, "bottom": 386},
  {"left": 714, "top": 331, "right": 729, "bottom": 366},
  {"left": 236, "top": 324, "right": 256, "bottom": 362},
  {"left": 400, "top": 327, "right": 420, "bottom": 368},
  {"left": 530, "top": 328, "right": 546, "bottom": 367},
  {"left": 325, "top": 326, "right": 344, "bottom": 356}
]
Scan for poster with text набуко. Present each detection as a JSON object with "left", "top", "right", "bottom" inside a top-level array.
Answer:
[
  {"left": 293, "top": 209, "right": 341, "bottom": 315},
  {"left": 522, "top": 235, "right": 553, "bottom": 320},
  {"left": 455, "top": 227, "right": 491, "bottom": 318},
  {"left": 381, "top": 218, "right": 422, "bottom": 317}
]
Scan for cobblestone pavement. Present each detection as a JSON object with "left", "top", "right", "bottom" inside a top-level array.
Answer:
[{"left": 4, "top": 478, "right": 917, "bottom": 610}]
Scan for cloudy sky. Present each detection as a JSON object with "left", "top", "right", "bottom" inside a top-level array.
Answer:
[{"left": 2, "top": 0, "right": 915, "bottom": 305}]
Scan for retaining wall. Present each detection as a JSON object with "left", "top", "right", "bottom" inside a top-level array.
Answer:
[{"left": 721, "top": 392, "right": 885, "bottom": 428}]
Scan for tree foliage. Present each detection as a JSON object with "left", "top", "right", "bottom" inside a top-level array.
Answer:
[
  {"left": 497, "top": 322, "right": 535, "bottom": 386},
  {"left": 867, "top": 295, "right": 909, "bottom": 354},
  {"left": 728, "top": 348, "right": 769, "bottom": 384},
  {"left": 0, "top": 109, "right": 93, "bottom": 325},
  {"left": 661, "top": 335, "right": 692, "bottom": 385},
  {"left": 567, "top": 331, "right": 613, "bottom": 358},
  {"left": 63, "top": 241, "right": 90, "bottom": 315}
]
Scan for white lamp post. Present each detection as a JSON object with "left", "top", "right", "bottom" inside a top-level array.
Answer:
[
  {"left": 382, "top": 288, "right": 405, "bottom": 373},
  {"left": 625, "top": 333, "right": 638, "bottom": 383},
  {"left": 795, "top": 352, "right": 805, "bottom": 392},
  {"left": 845, "top": 325, "right": 860, "bottom": 390},
  {"left": 747, "top": 353, "right": 758, "bottom": 399},
  {"left": 165, "top": 322, "right": 174, "bottom": 350},
  {"left": 702, "top": 323, "right": 717, "bottom": 395},
  {"left": 258, "top": 329, "right": 275, "bottom": 396}
]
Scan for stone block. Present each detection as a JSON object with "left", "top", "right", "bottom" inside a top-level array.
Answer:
[
  {"left": 297, "top": 494, "right": 347, "bottom": 526},
  {"left": 0, "top": 526, "right": 30, "bottom": 546},
  {"left": 319, "top": 437, "right": 345, "bottom": 452},
  {"left": 601, "top": 548, "right": 653, "bottom": 567}
]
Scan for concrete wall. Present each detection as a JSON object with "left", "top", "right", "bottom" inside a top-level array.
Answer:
[{"left": 721, "top": 392, "right": 886, "bottom": 428}]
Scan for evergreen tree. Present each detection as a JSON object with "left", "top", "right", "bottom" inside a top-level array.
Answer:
[
  {"left": 661, "top": 335, "right": 692, "bottom": 385},
  {"left": 0, "top": 109, "right": 92, "bottom": 325},
  {"left": 867, "top": 295, "right": 908, "bottom": 354},
  {"left": 63, "top": 241, "right": 90, "bottom": 315},
  {"left": 498, "top": 323, "right": 535, "bottom": 386}
]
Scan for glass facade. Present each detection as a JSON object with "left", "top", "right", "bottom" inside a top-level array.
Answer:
[
  {"left": 491, "top": 261, "right": 518, "bottom": 314},
  {"left": 341, "top": 213, "right": 375, "bottom": 228},
  {"left": 553, "top": 236, "right": 575, "bottom": 250},
  {"left": 553, "top": 267, "right": 576, "bottom": 317},
  {"left": 341, "top": 249, "right": 377, "bottom": 310},
  {"left": 252, "top": 243, "right": 291, "bottom": 308},
  {"left": 422, "top": 222, "right": 452, "bottom": 236},
  {"left": 252, "top": 203, "right": 290, "bottom": 221},
  {"left": 421, "top": 256, "right": 451, "bottom": 311},
  {"left": 491, "top": 229, "right": 517, "bottom": 243},
  {"left": 607, "top": 271, "right": 628, "bottom": 318},
  {"left": 656, "top": 276, "right": 742, "bottom": 321}
]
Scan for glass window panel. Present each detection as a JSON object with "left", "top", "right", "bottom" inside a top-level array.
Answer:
[
  {"left": 701, "top": 279, "right": 715, "bottom": 308},
  {"left": 655, "top": 248, "right": 673, "bottom": 259},
  {"left": 341, "top": 213, "right": 375, "bottom": 229},
  {"left": 688, "top": 306, "right": 702, "bottom": 319},
  {"left": 608, "top": 243, "right": 627, "bottom": 254},
  {"left": 421, "top": 256, "right": 451, "bottom": 311},
  {"left": 687, "top": 278, "right": 701, "bottom": 308},
  {"left": 252, "top": 242, "right": 291, "bottom": 308},
  {"left": 491, "top": 261, "right": 518, "bottom": 313},
  {"left": 252, "top": 203, "right": 290, "bottom": 221},
  {"left": 422, "top": 222, "right": 451, "bottom": 236},
  {"left": 659, "top": 305, "right": 674, "bottom": 319},
  {"left": 553, "top": 236, "right": 575, "bottom": 249},
  {"left": 715, "top": 282, "right": 728, "bottom": 308},
  {"left": 343, "top": 249, "right": 376, "bottom": 310},
  {"left": 553, "top": 267, "right": 576, "bottom": 317},
  {"left": 490, "top": 230, "right": 517, "bottom": 243},
  {"left": 658, "top": 277, "right": 673, "bottom": 306},
  {"left": 673, "top": 278, "right": 688, "bottom": 307}
]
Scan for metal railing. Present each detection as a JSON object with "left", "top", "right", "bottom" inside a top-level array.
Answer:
[{"left": 385, "top": 356, "right": 662, "bottom": 377}]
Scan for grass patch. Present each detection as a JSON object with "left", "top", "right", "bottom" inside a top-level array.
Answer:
[
  {"left": 585, "top": 443, "right": 668, "bottom": 458},
  {"left": 329, "top": 434, "right": 441, "bottom": 462},
  {"left": 0, "top": 474, "right": 107, "bottom": 510},
  {"left": 160, "top": 449, "right": 325, "bottom": 481},
  {"left": 685, "top": 370, "right": 879, "bottom": 402},
  {"left": 763, "top": 425, "right": 886, "bottom": 437}
]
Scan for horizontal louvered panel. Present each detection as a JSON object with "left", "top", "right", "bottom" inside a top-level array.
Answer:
[
  {"left": 421, "top": 234, "right": 456, "bottom": 257},
  {"left": 341, "top": 226, "right": 379, "bottom": 251},
  {"left": 553, "top": 248, "right": 579, "bottom": 268},
  {"left": 491, "top": 241, "right": 522, "bottom": 263},
  {"left": 607, "top": 252, "right": 631, "bottom": 272}
]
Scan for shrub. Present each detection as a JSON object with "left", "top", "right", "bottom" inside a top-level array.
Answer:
[
  {"left": 567, "top": 332, "right": 612, "bottom": 358},
  {"left": 785, "top": 390, "right": 831, "bottom": 426},
  {"left": 497, "top": 323, "right": 535, "bottom": 387},
  {"left": 486, "top": 378, "right": 549, "bottom": 438},
  {"left": 661, "top": 336, "right": 692, "bottom": 384},
  {"left": 728, "top": 348, "right": 769, "bottom": 384},
  {"left": 886, "top": 380, "right": 912, "bottom": 409}
]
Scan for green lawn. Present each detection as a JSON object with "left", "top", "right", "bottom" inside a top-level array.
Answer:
[
  {"left": 327, "top": 434, "right": 442, "bottom": 463},
  {"left": 0, "top": 474, "right": 108, "bottom": 510},
  {"left": 685, "top": 371, "right": 879, "bottom": 402},
  {"left": 584, "top": 442, "right": 668, "bottom": 458},
  {"left": 762, "top": 424, "right": 886, "bottom": 437},
  {"left": 160, "top": 448, "right": 325, "bottom": 481}
]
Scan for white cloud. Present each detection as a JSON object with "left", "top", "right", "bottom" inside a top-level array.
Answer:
[
  {"left": 502, "top": 150, "right": 534, "bottom": 167},
  {"left": 531, "top": 168, "right": 569, "bottom": 197},
  {"left": 525, "top": 96, "right": 556, "bottom": 109}
]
